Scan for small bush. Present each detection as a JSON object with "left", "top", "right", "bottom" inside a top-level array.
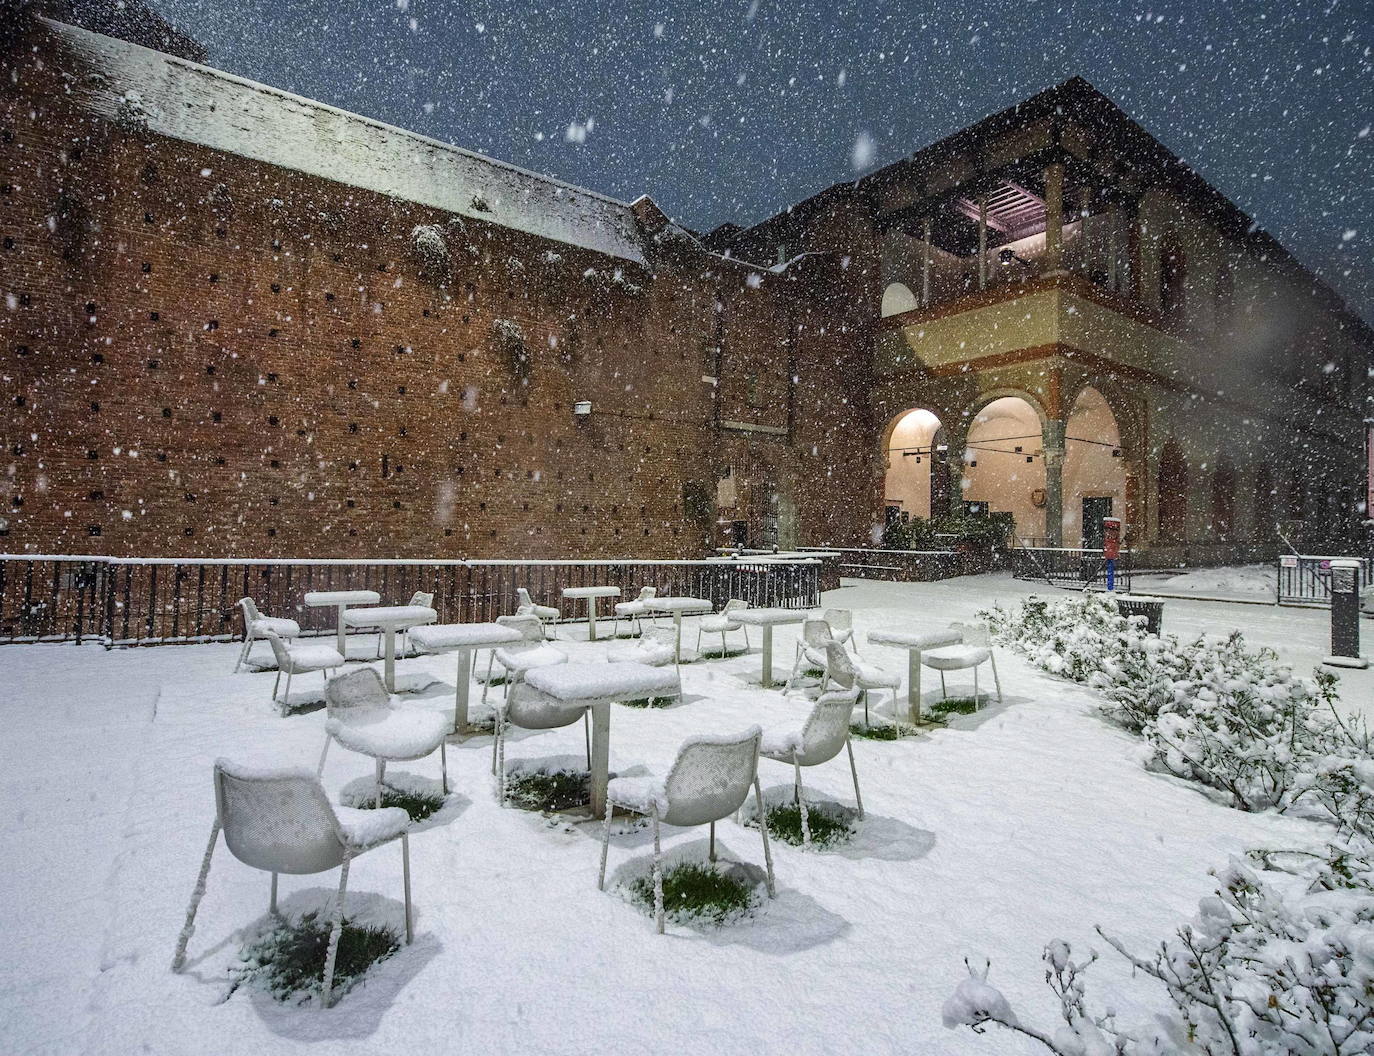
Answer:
[
  {"left": 235, "top": 911, "right": 399, "bottom": 1004},
  {"left": 764, "top": 802, "right": 856, "bottom": 848},
  {"left": 357, "top": 784, "right": 446, "bottom": 823},
  {"left": 620, "top": 696, "right": 673, "bottom": 709},
  {"left": 929, "top": 696, "right": 979, "bottom": 717},
  {"left": 505, "top": 769, "right": 590, "bottom": 812},
  {"left": 627, "top": 862, "right": 757, "bottom": 926},
  {"left": 850, "top": 722, "right": 907, "bottom": 741}
]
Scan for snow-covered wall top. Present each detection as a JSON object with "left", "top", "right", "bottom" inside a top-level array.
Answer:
[{"left": 43, "top": 17, "right": 649, "bottom": 265}]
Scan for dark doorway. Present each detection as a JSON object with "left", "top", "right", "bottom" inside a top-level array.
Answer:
[
  {"left": 1082, "top": 496, "right": 1113, "bottom": 548},
  {"left": 729, "top": 519, "right": 748, "bottom": 547}
]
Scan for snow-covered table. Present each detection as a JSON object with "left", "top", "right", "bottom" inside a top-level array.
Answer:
[
  {"left": 646, "top": 596, "right": 713, "bottom": 664},
  {"left": 343, "top": 605, "right": 437, "bottom": 692},
  {"left": 409, "top": 622, "right": 523, "bottom": 734},
  {"left": 303, "top": 589, "right": 382, "bottom": 658},
  {"left": 561, "top": 586, "right": 621, "bottom": 641},
  {"left": 730, "top": 608, "right": 807, "bottom": 687},
  {"left": 523, "top": 661, "right": 681, "bottom": 818},
  {"left": 867, "top": 628, "right": 962, "bottom": 723}
]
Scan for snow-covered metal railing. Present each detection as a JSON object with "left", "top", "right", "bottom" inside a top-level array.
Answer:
[
  {"left": 793, "top": 545, "right": 990, "bottom": 582},
  {"left": 1276, "top": 554, "right": 1373, "bottom": 607},
  {"left": 0, "top": 554, "right": 822, "bottom": 647},
  {"left": 1009, "top": 546, "right": 1134, "bottom": 591}
]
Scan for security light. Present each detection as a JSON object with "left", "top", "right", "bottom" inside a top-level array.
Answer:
[{"left": 998, "top": 248, "right": 1031, "bottom": 268}]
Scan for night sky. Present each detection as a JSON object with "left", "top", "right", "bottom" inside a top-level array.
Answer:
[{"left": 157, "top": 0, "right": 1374, "bottom": 323}]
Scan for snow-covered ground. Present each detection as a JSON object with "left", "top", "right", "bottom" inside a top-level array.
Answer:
[
  {"left": 2, "top": 573, "right": 1369, "bottom": 1056},
  {"left": 1131, "top": 563, "right": 1279, "bottom": 602}
]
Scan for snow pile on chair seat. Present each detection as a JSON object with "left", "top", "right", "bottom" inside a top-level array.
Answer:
[
  {"left": 333, "top": 805, "right": 410, "bottom": 848},
  {"left": 494, "top": 644, "right": 567, "bottom": 671},
  {"left": 920, "top": 645, "right": 991, "bottom": 670},
  {"left": 526, "top": 661, "right": 678, "bottom": 700},
  {"left": 327, "top": 710, "right": 449, "bottom": 759},
  {"left": 605, "top": 775, "right": 668, "bottom": 816},
  {"left": 288, "top": 645, "right": 347, "bottom": 669},
  {"left": 250, "top": 617, "right": 300, "bottom": 637},
  {"left": 409, "top": 624, "right": 522, "bottom": 651},
  {"left": 855, "top": 661, "right": 901, "bottom": 688},
  {"left": 759, "top": 726, "right": 804, "bottom": 757},
  {"left": 607, "top": 640, "right": 676, "bottom": 667}
]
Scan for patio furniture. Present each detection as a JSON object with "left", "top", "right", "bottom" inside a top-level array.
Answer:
[
  {"left": 342, "top": 603, "right": 437, "bottom": 693},
  {"left": 647, "top": 596, "right": 714, "bottom": 664},
  {"left": 817, "top": 640, "right": 899, "bottom": 727},
  {"left": 866, "top": 627, "right": 963, "bottom": 724},
  {"left": 374, "top": 591, "right": 434, "bottom": 658},
  {"left": 561, "top": 585, "right": 621, "bottom": 641},
  {"left": 233, "top": 597, "right": 301, "bottom": 673},
  {"left": 696, "top": 598, "right": 751, "bottom": 656},
  {"left": 1114, "top": 593, "right": 1165, "bottom": 636},
  {"left": 608, "top": 626, "right": 678, "bottom": 668},
  {"left": 613, "top": 586, "right": 658, "bottom": 637},
  {"left": 516, "top": 587, "right": 560, "bottom": 639},
  {"left": 318, "top": 668, "right": 450, "bottom": 800},
  {"left": 786, "top": 617, "right": 836, "bottom": 692},
  {"left": 302, "top": 589, "right": 382, "bottom": 660},
  {"left": 920, "top": 621, "right": 1003, "bottom": 708},
  {"left": 761, "top": 683, "right": 864, "bottom": 847},
  {"left": 597, "top": 727, "right": 775, "bottom": 934},
  {"left": 821, "top": 607, "right": 859, "bottom": 653},
  {"left": 522, "top": 661, "right": 682, "bottom": 817},
  {"left": 172, "top": 759, "right": 414, "bottom": 1008},
  {"left": 408, "top": 621, "right": 523, "bottom": 734},
  {"left": 482, "top": 614, "right": 567, "bottom": 706},
  {"left": 265, "top": 630, "right": 345, "bottom": 714},
  {"left": 730, "top": 607, "right": 807, "bottom": 688},
  {"left": 492, "top": 685, "right": 593, "bottom": 805}
]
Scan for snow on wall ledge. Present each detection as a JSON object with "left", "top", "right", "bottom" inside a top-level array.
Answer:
[{"left": 42, "top": 17, "right": 649, "bottom": 265}]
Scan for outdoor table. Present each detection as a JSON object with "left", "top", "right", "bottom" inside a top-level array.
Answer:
[
  {"left": 867, "top": 628, "right": 962, "bottom": 723},
  {"left": 646, "top": 596, "right": 713, "bottom": 663},
  {"left": 730, "top": 608, "right": 807, "bottom": 688},
  {"left": 303, "top": 589, "right": 382, "bottom": 658},
  {"left": 523, "top": 661, "right": 682, "bottom": 818},
  {"left": 409, "top": 622, "right": 523, "bottom": 734},
  {"left": 343, "top": 605, "right": 437, "bottom": 692},
  {"left": 561, "top": 586, "right": 621, "bottom": 641}
]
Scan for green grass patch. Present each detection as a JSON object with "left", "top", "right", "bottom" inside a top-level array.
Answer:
[
  {"left": 764, "top": 802, "right": 856, "bottom": 848},
  {"left": 619, "top": 696, "right": 674, "bottom": 709},
  {"left": 850, "top": 722, "right": 907, "bottom": 741},
  {"left": 627, "top": 862, "right": 757, "bottom": 926},
  {"left": 505, "top": 769, "right": 591, "bottom": 812},
  {"left": 234, "top": 910, "right": 399, "bottom": 1004},
  {"left": 929, "top": 696, "right": 980, "bottom": 716},
  {"left": 349, "top": 783, "right": 446, "bottom": 823}
]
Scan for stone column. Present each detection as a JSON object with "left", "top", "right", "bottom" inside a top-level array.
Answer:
[
  {"left": 1043, "top": 418, "right": 1066, "bottom": 546},
  {"left": 921, "top": 217, "right": 932, "bottom": 307},
  {"left": 1044, "top": 163, "right": 1065, "bottom": 273},
  {"left": 944, "top": 431, "right": 968, "bottom": 518},
  {"left": 977, "top": 196, "right": 988, "bottom": 289}
]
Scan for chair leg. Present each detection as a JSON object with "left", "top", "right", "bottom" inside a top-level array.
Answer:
[
  {"left": 720, "top": 631, "right": 727, "bottom": 657},
  {"left": 974, "top": 665, "right": 980, "bottom": 709},
  {"left": 709, "top": 820, "right": 716, "bottom": 863},
  {"left": 234, "top": 635, "right": 251, "bottom": 673},
  {"left": 990, "top": 653, "right": 1004, "bottom": 704},
  {"left": 793, "top": 756, "right": 811, "bottom": 848},
  {"left": 695, "top": 625, "right": 703, "bottom": 654},
  {"left": 652, "top": 810, "right": 664, "bottom": 935},
  {"left": 272, "top": 668, "right": 282, "bottom": 704},
  {"left": 375, "top": 759, "right": 386, "bottom": 809},
  {"left": 317, "top": 734, "right": 331, "bottom": 777},
  {"left": 846, "top": 737, "right": 865, "bottom": 819},
  {"left": 400, "top": 833, "right": 413, "bottom": 944},
  {"left": 270, "top": 872, "right": 279, "bottom": 916},
  {"left": 321, "top": 853, "right": 351, "bottom": 1009},
  {"left": 939, "top": 671, "right": 947, "bottom": 699},
  {"left": 481, "top": 653, "right": 495, "bottom": 707},
  {"left": 583, "top": 712, "right": 591, "bottom": 771},
  {"left": 171, "top": 819, "right": 220, "bottom": 972},
  {"left": 753, "top": 776, "right": 775, "bottom": 897},
  {"left": 862, "top": 689, "right": 870, "bottom": 728},
  {"left": 440, "top": 740, "right": 449, "bottom": 796},
  {"left": 598, "top": 803, "right": 613, "bottom": 890},
  {"left": 497, "top": 717, "right": 509, "bottom": 805},
  {"left": 744, "top": 626, "right": 751, "bottom": 650}
]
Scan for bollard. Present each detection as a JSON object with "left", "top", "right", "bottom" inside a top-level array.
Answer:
[{"left": 1323, "top": 558, "right": 1368, "bottom": 669}]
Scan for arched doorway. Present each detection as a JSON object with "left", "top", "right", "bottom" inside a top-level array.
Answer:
[
  {"left": 881, "top": 282, "right": 919, "bottom": 318},
  {"left": 1063, "top": 387, "right": 1127, "bottom": 547},
  {"left": 1210, "top": 457, "right": 1236, "bottom": 539},
  {"left": 883, "top": 408, "right": 947, "bottom": 523},
  {"left": 962, "top": 396, "right": 1046, "bottom": 540}
]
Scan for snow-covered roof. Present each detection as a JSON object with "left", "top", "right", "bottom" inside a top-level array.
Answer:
[{"left": 43, "top": 17, "right": 649, "bottom": 264}]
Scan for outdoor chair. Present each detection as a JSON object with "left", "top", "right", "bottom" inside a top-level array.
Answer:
[
  {"left": 821, "top": 607, "right": 860, "bottom": 653},
  {"left": 265, "top": 630, "right": 345, "bottom": 714},
  {"left": 234, "top": 597, "right": 301, "bottom": 673},
  {"left": 516, "top": 587, "right": 560, "bottom": 639},
  {"left": 696, "top": 598, "right": 751, "bottom": 656},
  {"left": 761, "top": 681, "right": 864, "bottom": 847},
  {"left": 613, "top": 586, "right": 658, "bottom": 637},
  {"left": 785, "top": 618, "right": 837, "bottom": 691},
  {"left": 318, "top": 668, "right": 450, "bottom": 800},
  {"left": 482, "top": 614, "right": 567, "bottom": 706},
  {"left": 919, "top": 621, "right": 1003, "bottom": 708},
  {"left": 375, "top": 591, "right": 434, "bottom": 659},
  {"left": 608, "top": 626, "right": 678, "bottom": 667},
  {"left": 171, "top": 759, "right": 414, "bottom": 1008},
  {"left": 492, "top": 682, "right": 591, "bottom": 806},
  {"left": 822, "top": 637, "right": 900, "bottom": 727},
  {"left": 597, "top": 727, "right": 775, "bottom": 934}
]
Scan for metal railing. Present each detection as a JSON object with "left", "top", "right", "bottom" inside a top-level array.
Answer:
[
  {"left": 0, "top": 555, "right": 822, "bottom": 646},
  {"left": 1276, "top": 555, "right": 1373, "bottom": 607},
  {"left": 795, "top": 545, "right": 997, "bottom": 582},
  {"left": 1010, "top": 546, "right": 1133, "bottom": 592}
]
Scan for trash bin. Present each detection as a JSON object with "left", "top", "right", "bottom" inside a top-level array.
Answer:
[{"left": 1115, "top": 594, "right": 1164, "bottom": 636}]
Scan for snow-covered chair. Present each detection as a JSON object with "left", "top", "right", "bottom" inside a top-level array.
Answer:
[
  {"left": 482, "top": 614, "right": 567, "bottom": 706},
  {"left": 613, "top": 586, "right": 658, "bottom": 637},
  {"left": 234, "top": 597, "right": 301, "bottom": 673},
  {"left": 608, "top": 626, "right": 678, "bottom": 668},
  {"left": 696, "top": 598, "right": 751, "bottom": 656},
  {"left": 785, "top": 618, "right": 836, "bottom": 691},
  {"left": 919, "top": 621, "right": 1002, "bottom": 708},
  {"left": 821, "top": 607, "right": 859, "bottom": 653},
  {"left": 318, "top": 668, "right": 450, "bottom": 801},
  {"left": 265, "top": 630, "right": 345, "bottom": 714},
  {"left": 516, "top": 587, "right": 560, "bottom": 639},
  {"left": 375, "top": 591, "right": 434, "bottom": 659},
  {"left": 492, "top": 683, "right": 591, "bottom": 805},
  {"left": 761, "top": 682, "right": 864, "bottom": 847},
  {"left": 171, "top": 759, "right": 414, "bottom": 1008},
  {"left": 821, "top": 637, "right": 900, "bottom": 727},
  {"left": 597, "top": 728, "right": 775, "bottom": 934}
]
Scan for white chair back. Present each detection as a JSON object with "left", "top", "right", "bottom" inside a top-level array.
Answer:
[
  {"left": 325, "top": 667, "right": 390, "bottom": 717},
  {"left": 822, "top": 608, "right": 853, "bottom": 634},
  {"left": 721, "top": 598, "right": 748, "bottom": 616},
  {"left": 516, "top": 588, "right": 536, "bottom": 610},
  {"left": 801, "top": 618, "right": 833, "bottom": 650},
  {"left": 795, "top": 687, "right": 859, "bottom": 765},
  {"left": 498, "top": 613, "right": 545, "bottom": 644},
  {"left": 264, "top": 629, "right": 292, "bottom": 670},
  {"left": 823, "top": 642, "right": 858, "bottom": 690},
  {"left": 661, "top": 728, "right": 762, "bottom": 827},
  {"left": 214, "top": 759, "right": 346, "bottom": 875},
  {"left": 408, "top": 591, "right": 435, "bottom": 608},
  {"left": 956, "top": 621, "right": 991, "bottom": 647},
  {"left": 637, "top": 586, "right": 658, "bottom": 602},
  {"left": 239, "top": 597, "right": 263, "bottom": 626}
]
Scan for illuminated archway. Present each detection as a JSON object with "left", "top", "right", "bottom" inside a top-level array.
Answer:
[
  {"left": 1062, "top": 386, "right": 1126, "bottom": 547},
  {"left": 961, "top": 396, "right": 1046, "bottom": 539},
  {"left": 880, "top": 282, "right": 919, "bottom": 318},
  {"left": 884, "top": 408, "right": 946, "bottom": 522}
]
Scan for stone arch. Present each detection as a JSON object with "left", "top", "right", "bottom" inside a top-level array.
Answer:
[
  {"left": 958, "top": 394, "right": 1049, "bottom": 541},
  {"left": 882, "top": 407, "right": 948, "bottom": 523},
  {"left": 1062, "top": 386, "right": 1127, "bottom": 547},
  {"left": 880, "top": 282, "right": 919, "bottom": 318}
]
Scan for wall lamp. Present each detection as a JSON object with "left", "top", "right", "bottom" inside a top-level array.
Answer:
[
  {"left": 998, "top": 248, "right": 1032, "bottom": 268},
  {"left": 573, "top": 401, "right": 593, "bottom": 418}
]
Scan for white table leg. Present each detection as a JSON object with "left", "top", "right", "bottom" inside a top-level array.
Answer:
[
  {"left": 453, "top": 646, "right": 473, "bottom": 734},
  {"left": 589, "top": 701, "right": 610, "bottom": 818},
  {"left": 383, "top": 629, "right": 396, "bottom": 693},
  {"left": 761, "top": 625, "right": 775, "bottom": 688},
  {"left": 673, "top": 611, "right": 684, "bottom": 664},
  {"left": 908, "top": 649, "right": 922, "bottom": 724},
  {"left": 587, "top": 599, "right": 599, "bottom": 641},
  {"left": 335, "top": 604, "right": 348, "bottom": 659}
]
